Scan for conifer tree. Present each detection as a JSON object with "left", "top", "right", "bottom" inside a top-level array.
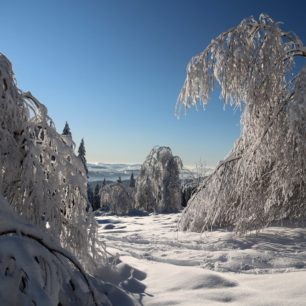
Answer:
[
  {"left": 78, "top": 138, "right": 88, "bottom": 175},
  {"left": 87, "top": 184, "right": 94, "bottom": 207},
  {"left": 93, "top": 184, "right": 101, "bottom": 211},
  {"left": 129, "top": 172, "right": 136, "bottom": 188},
  {"left": 62, "top": 121, "right": 72, "bottom": 136},
  {"left": 117, "top": 176, "right": 122, "bottom": 183}
]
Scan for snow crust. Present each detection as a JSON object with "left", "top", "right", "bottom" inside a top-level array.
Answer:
[{"left": 98, "top": 213, "right": 306, "bottom": 305}]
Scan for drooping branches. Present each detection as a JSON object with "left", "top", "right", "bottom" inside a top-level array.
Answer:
[
  {"left": 177, "top": 14, "right": 303, "bottom": 113},
  {"left": 0, "top": 52, "right": 103, "bottom": 272},
  {"left": 177, "top": 14, "right": 306, "bottom": 233},
  {"left": 134, "top": 146, "right": 182, "bottom": 213}
]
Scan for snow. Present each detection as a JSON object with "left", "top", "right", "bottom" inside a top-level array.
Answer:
[{"left": 98, "top": 213, "right": 306, "bottom": 305}]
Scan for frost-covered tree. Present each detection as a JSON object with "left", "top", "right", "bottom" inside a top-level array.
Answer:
[
  {"left": 177, "top": 14, "right": 306, "bottom": 233},
  {"left": 78, "top": 138, "right": 88, "bottom": 175},
  {"left": 62, "top": 121, "right": 72, "bottom": 136},
  {"left": 134, "top": 146, "right": 182, "bottom": 213},
  {"left": 0, "top": 195, "right": 114, "bottom": 306},
  {"left": 0, "top": 53, "right": 99, "bottom": 264},
  {"left": 129, "top": 172, "right": 136, "bottom": 188},
  {"left": 0, "top": 53, "right": 112, "bottom": 304},
  {"left": 100, "top": 183, "right": 132, "bottom": 214}
]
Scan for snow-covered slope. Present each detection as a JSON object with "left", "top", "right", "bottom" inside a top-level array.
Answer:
[{"left": 97, "top": 213, "right": 306, "bottom": 305}]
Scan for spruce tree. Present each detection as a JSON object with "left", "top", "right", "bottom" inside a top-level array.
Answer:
[
  {"left": 93, "top": 184, "right": 101, "bottom": 211},
  {"left": 129, "top": 172, "right": 136, "bottom": 188},
  {"left": 62, "top": 121, "right": 72, "bottom": 136},
  {"left": 87, "top": 184, "right": 94, "bottom": 207},
  {"left": 78, "top": 138, "right": 88, "bottom": 175},
  {"left": 117, "top": 176, "right": 122, "bottom": 183}
]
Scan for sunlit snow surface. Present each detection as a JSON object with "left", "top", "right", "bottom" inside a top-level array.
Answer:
[{"left": 97, "top": 213, "right": 306, "bottom": 305}]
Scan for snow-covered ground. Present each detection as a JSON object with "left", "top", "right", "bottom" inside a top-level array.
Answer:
[{"left": 97, "top": 213, "right": 306, "bottom": 305}]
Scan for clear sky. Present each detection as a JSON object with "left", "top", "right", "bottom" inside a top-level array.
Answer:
[{"left": 1, "top": 0, "right": 306, "bottom": 167}]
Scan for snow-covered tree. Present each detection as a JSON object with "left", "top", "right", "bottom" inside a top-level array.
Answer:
[
  {"left": 134, "top": 146, "right": 182, "bottom": 213},
  {"left": 177, "top": 14, "right": 306, "bottom": 233},
  {"left": 0, "top": 195, "right": 114, "bottom": 306},
  {"left": 62, "top": 121, "right": 72, "bottom": 136},
  {"left": 78, "top": 138, "right": 88, "bottom": 175},
  {"left": 0, "top": 51, "right": 140, "bottom": 306},
  {"left": 0, "top": 52, "right": 105, "bottom": 278},
  {"left": 100, "top": 183, "right": 132, "bottom": 214}
]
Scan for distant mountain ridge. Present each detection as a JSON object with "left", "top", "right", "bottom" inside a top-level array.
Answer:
[
  {"left": 88, "top": 163, "right": 141, "bottom": 182},
  {"left": 88, "top": 162, "right": 213, "bottom": 182}
]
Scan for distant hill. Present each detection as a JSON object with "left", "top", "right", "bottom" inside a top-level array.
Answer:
[
  {"left": 87, "top": 163, "right": 141, "bottom": 182},
  {"left": 88, "top": 162, "right": 213, "bottom": 182}
]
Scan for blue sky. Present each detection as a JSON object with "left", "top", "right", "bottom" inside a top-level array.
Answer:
[{"left": 1, "top": 0, "right": 306, "bottom": 167}]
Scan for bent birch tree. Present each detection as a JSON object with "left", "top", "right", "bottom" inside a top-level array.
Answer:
[{"left": 177, "top": 14, "right": 306, "bottom": 233}]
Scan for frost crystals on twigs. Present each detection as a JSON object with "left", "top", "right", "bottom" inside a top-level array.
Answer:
[{"left": 178, "top": 14, "right": 306, "bottom": 233}]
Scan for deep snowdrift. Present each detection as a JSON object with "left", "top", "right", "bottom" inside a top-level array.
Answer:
[{"left": 98, "top": 213, "right": 306, "bottom": 305}]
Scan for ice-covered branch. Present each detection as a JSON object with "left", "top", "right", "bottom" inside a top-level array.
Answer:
[
  {"left": 177, "top": 14, "right": 304, "bottom": 115},
  {"left": 178, "top": 14, "right": 306, "bottom": 233}
]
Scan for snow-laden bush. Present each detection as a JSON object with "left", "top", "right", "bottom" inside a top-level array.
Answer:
[
  {"left": 0, "top": 53, "right": 104, "bottom": 272},
  {"left": 0, "top": 53, "right": 142, "bottom": 305},
  {"left": 0, "top": 195, "right": 112, "bottom": 306},
  {"left": 134, "top": 146, "right": 182, "bottom": 213},
  {"left": 100, "top": 183, "right": 133, "bottom": 215},
  {"left": 177, "top": 14, "right": 306, "bottom": 233}
]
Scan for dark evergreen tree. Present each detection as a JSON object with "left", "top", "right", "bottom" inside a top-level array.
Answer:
[
  {"left": 102, "top": 178, "right": 106, "bottom": 186},
  {"left": 93, "top": 184, "right": 101, "bottom": 211},
  {"left": 62, "top": 121, "right": 72, "bottom": 136},
  {"left": 87, "top": 184, "right": 94, "bottom": 209},
  {"left": 78, "top": 138, "right": 88, "bottom": 175},
  {"left": 129, "top": 172, "right": 136, "bottom": 188},
  {"left": 117, "top": 176, "right": 122, "bottom": 183}
]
